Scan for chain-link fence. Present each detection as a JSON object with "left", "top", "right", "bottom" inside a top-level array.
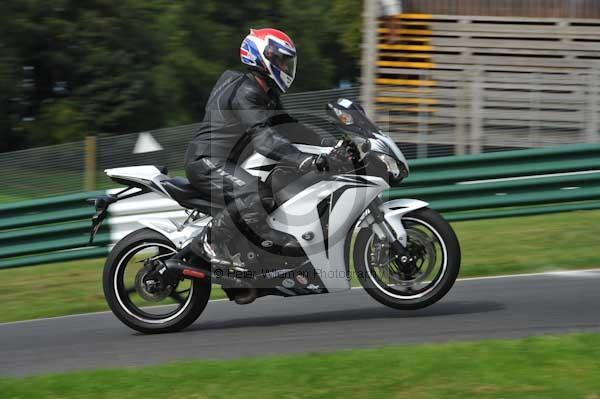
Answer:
[
  {"left": 0, "top": 87, "right": 361, "bottom": 202},
  {"left": 95, "top": 123, "right": 200, "bottom": 189},
  {"left": 0, "top": 141, "right": 86, "bottom": 203},
  {"left": 1, "top": 80, "right": 598, "bottom": 202}
]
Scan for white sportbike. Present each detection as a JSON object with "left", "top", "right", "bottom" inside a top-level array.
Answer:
[{"left": 90, "top": 98, "right": 461, "bottom": 334}]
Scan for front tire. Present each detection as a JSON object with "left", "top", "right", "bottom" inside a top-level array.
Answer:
[
  {"left": 103, "top": 228, "right": 211, "bottom": 334},
  {"left": 354, "top": 207, "right": 460, "bottom": 310}
]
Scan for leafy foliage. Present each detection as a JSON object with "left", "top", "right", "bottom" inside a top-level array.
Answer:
[{"left": 0, "top": 0, "right": 363, "bottom": 151}]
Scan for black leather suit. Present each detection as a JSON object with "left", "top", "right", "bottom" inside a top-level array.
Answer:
[{"left": 184, "top": 70, "right": 316, "bottom": 246}]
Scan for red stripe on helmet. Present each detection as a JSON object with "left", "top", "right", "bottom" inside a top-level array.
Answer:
[{"left": 249, "top": 28, "right": 295, "bottom": 50}]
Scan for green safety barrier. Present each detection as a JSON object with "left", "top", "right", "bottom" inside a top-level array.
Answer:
[
  {"left": 0, "top": 191, "right": 109, "bottom": 269},
  {"left": 0, "top": 143, "right": 599, "bottom": 269}
]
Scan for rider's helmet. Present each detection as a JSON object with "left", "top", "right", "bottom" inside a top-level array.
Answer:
[{"left": 240, "top": 28, "right": 297, "bottom": 93}]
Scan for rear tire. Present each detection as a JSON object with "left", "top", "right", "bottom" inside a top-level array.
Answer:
[
  {"left": 103, "top": 228, "right": 211, "bottom": 334},
  {"left": 354, "top": 207, "right": 460, "bottom": 310}
]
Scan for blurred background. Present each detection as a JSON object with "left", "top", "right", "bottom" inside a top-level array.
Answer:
[
  {"left": 2, "top": 0, "right": 600, "bottom": 269},
  {"left": 1, "top": 0, "right": 599, "bottom": 201},
  {"left": 0, "top": 0, "right": 362, "bottom": 152},
  {"left": 2, "top": 2, "right": 600, "bottom": 392}
]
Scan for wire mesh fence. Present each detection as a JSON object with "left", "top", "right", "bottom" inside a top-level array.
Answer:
[
  {"left": 95, "top": 123, "right": 201, "bottom": 189},
  {"left": 0, "top": 141, "right": 86, "bottom": 203},
  {"left": 0, "top": 87, "right": 364, "bottom": 202},
  {"left": 0, "top": 79, "right": 598, "bottom": 203}
]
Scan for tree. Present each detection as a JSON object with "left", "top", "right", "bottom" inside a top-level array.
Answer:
[
  {"left": 0, "top": 53, "right": 21, "bottom": 152},
  {"left": 1, "top": 0, "right": 168, "bottom": 146},
  {"left": 0, "top": 0, "right": 363, "bottom": 152}
]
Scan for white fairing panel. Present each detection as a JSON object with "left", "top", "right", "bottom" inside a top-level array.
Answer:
[
  {"left": 241, "top": 144, "right": 333, "bottom": 181},
  {"left": 268, "top": 175, "right": 389, "bottom": 292},
  {"left": 105, "top": 165, "right": 164, "bottom": 181},
  {"left": 293, "top": 144, "right": 333, "bottom": 155},
  {"left": 372, "top": 133, "right": 409, "bottom": 173},
  {"left": 105, "top": 165, "right": 170, "bottom": 196},
  {"left": 138, "top": 217, "right": 211, "bottom": 249},
  {"left": 241, "top": 153, "right": 278, "bottom": 180}
]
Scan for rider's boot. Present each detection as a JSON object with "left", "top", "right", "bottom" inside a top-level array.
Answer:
[
  {"left": 239, "top": 210, "right": 296, "bottom": 250},
  {"left": 164, "top": 214, "right": 233, "bottom": 271}
]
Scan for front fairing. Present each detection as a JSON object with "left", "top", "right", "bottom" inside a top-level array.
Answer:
[
  {"left": 326, "top": 98, "right": 409, "bottom": 177},
  {"left": 370, "top": 132, "right": 410, "bottom": 175}
]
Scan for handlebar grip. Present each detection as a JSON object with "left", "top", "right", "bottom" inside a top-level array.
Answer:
[{"left": 315, "top": 153, "right": 330, "bottom": 172}]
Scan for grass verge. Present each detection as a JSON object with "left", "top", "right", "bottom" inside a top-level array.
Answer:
[
  {"left": 0, "top": 258, "right": 227, "bottom": 323},
  {"left": 2, "top": 333, "right": 600, "bottom": 398},
  {"left": 1, "top": 210, "right": 599, "bottom": 323}
]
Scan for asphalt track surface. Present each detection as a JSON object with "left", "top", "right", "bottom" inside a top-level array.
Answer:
[{"left": 2, "top": 270, "right": 600, "bottom": 376}]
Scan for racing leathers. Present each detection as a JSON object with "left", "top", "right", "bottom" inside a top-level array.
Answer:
[{"left": 184, "top": 70, "right": 319, "bottom": 256}]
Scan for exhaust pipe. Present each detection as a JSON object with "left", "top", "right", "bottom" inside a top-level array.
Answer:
[
  {"left": 182, "top": 268, "right": 207, "bottom": 279},
  {"left": 164, "top": 259, "right": 258, "bottom": 304},
  {"left": 164, "top": 259, "right": 244, "bottom": 284},
  {"left": 164, "top": 259, "right": 212, "bottom": 281}
]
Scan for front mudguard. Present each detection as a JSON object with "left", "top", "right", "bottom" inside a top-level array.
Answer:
[{"left": 358, "top": 199, "right": 429, "bottom": 246}]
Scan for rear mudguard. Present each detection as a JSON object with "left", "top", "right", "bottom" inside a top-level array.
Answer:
[{"left": 358, "top": 199, "right": 429, "bottom": 246}]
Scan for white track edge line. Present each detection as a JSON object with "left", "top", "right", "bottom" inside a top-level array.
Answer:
[{"left": 1, "top": 268, "right": 599, "bottom": 327}]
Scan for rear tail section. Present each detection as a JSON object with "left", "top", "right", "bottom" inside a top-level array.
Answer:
[{"left": 88, "top": 165, "right": 172, "bottom": 244}]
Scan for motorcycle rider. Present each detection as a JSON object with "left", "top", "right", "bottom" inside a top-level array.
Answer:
[{"left": 172, "top": 28, "right": 331, "bottom": 267}]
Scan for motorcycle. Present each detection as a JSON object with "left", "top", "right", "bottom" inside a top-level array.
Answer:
[{"left": 89, "top": 98, "right": 461, "bottom": 334}]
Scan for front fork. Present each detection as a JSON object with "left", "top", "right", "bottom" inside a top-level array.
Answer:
[{"left": 367, "top": 197, "right": 413, "bottom": 272}]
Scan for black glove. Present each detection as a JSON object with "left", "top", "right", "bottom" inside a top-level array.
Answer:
[
  {"left": 297, "top": 154, "right": 330, "bottom": 173},
  {"left": 314, "top": 153, "right": 330, "bottom": 172},
  {"left": 297, "top": 155, "right": 318, "bottom": 173}
]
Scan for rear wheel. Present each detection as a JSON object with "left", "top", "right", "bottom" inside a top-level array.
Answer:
[
  {"left": 103, "top": 228, "right": 211, "bottom": 334},
  {"left": 354, "top": 207, "right": 460, "bottom": 310}
]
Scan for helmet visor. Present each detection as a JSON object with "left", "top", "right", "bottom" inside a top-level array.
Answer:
[{"left": 264, "top": 41, "right": 297, "bottom": 77}]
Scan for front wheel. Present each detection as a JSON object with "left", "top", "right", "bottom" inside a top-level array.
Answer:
[
  {"left": 354, "top": 207, "right": 460, "bottom": 310},
  {"left": 103, "top": 228, "right": 211, "bottom": 334}
]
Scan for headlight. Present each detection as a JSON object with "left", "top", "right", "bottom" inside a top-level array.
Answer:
[
  {"left": 333, "top": 108, "right": 354, "bottom": 125},
  {"left": 377, "top": 153, "right": 400, "bottom": 178}
]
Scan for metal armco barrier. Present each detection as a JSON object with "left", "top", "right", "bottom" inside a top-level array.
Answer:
[
  {"left": 0, "top": 191, "right": 108, "bottom": 269},
  {"left": 1, "top": 143, "right": 599, "bottom": 269},
  {"left": 388, "top": 142, "right": 600, "bottom": 220}
]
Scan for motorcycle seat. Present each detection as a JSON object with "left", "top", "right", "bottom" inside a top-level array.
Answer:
[{"left": 161, "top": 177, "right": 224, "bottom": 212}]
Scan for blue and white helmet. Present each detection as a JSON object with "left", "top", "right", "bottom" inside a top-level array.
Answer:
[{"left": 240, "top": 28, "right": 297, "bottom": 93}]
